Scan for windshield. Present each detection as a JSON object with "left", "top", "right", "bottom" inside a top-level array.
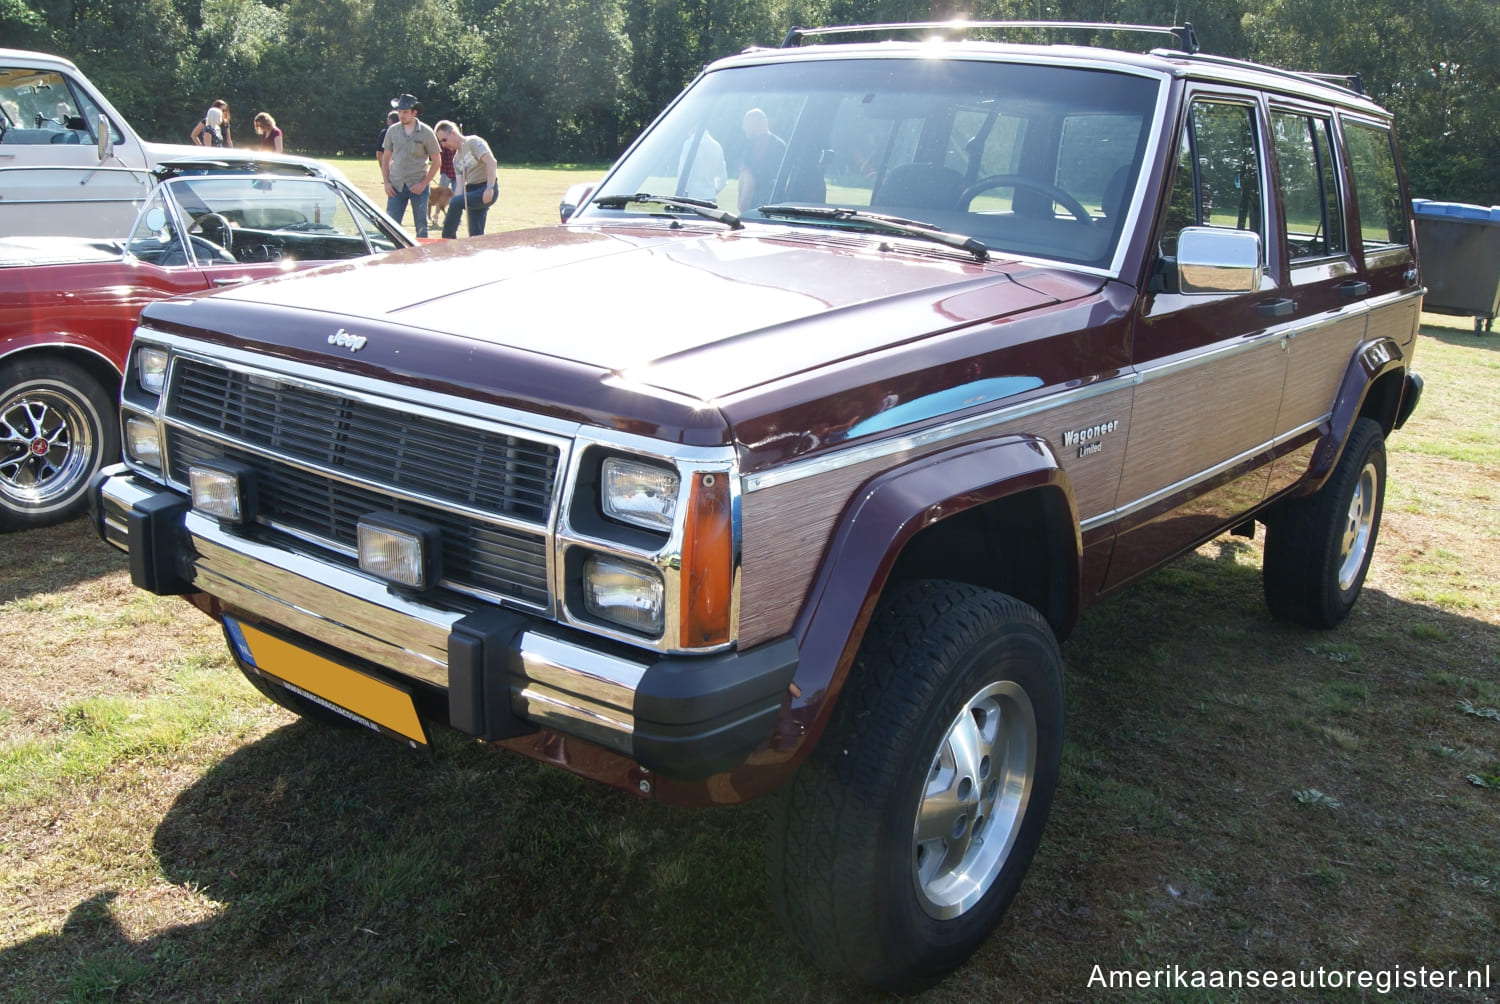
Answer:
[
  {"left": 125, "top": 175, "right": 400, "bottom": 267},
  {"left": 582, "top": 56, "right": 1163, "bottom": 269}
]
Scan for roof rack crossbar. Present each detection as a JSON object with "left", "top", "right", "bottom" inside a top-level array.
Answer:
[{"left": 781, "top": 20, "right": 1199, "bottom": 54}]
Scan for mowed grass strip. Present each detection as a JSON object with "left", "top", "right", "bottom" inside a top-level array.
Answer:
[{"left": 1, "top": 195, "right": 1497, "bottom": 1001}]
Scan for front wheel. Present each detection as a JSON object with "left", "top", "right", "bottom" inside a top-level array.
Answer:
[
  {"left": 1262, "top": 416, "right": 1386, "bottom": 628},
  {"left": 0, "top": 358, "right": 119, "bottom": 531},
  {"left": 766, "top": 581, "right": 1064, "bottom": 991}
]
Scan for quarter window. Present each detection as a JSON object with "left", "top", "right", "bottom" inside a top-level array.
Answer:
[
  {"left": 1271, "top": 111, "right": 1345, "bottom": 260},
  {"left": 1343, "top": 120, "right": 1408, "bottom": 251}
]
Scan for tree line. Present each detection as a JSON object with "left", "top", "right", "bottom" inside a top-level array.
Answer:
[{"left": 5, "top": 0, "right": 1497, "bottom": 203}]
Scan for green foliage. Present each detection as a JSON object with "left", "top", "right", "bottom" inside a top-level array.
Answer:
[
  {"left": 1244, "top": 0, "right": 1500, "bottom": 203},
  {"left": 15, "top": 0, "right": 1500, "bottom": 196}
]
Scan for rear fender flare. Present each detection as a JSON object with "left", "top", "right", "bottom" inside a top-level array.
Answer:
[{"left": 1299, "top": 336, "right": 1408, "bottom": 493}]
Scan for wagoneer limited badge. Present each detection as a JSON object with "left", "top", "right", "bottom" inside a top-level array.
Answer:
[
  {"left": 1062, "top": 418, "right": 1119, "bottom": 458},
  {"left": 328, "top": 328, "right": 368, "bottom": 352}
]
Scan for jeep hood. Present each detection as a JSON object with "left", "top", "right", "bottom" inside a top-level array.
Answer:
[{"left": 210, "top": 224, "right": 1103, "bottom": 400}]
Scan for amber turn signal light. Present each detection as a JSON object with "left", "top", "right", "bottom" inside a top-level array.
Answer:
[{"left": 679, "top": 471, "right": 732, "bottom": 648}]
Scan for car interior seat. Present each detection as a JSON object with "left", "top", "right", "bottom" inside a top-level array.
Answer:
[{"left": 871, "top": 163, "right": 964, "bottom": 211}]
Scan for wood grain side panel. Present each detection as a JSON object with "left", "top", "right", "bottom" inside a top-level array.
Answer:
[
  {"left": 1278, "top": 315, "right": 1365, "bottom": 435},
  {"left": 1366, "top": 297, "right": 1420, "bottom": 355},
  {"left": 737, "top": 388, "right": 1135, "bottom": 645},
  {"left": 1115, "top": 341, "right": 1284, "bottom": 504}
]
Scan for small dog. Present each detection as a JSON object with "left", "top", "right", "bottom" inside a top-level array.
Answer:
[{"left": 427, "top": 183, "right": 453, "bottom": 228}]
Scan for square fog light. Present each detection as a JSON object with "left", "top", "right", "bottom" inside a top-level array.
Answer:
[
  {"left": 124, "top": 415, "right": 162, "bottom": 469},
  {"left": 189, "top": 461, "right": 257, "bottom": 524},
  {"left": 358, "top": 512, "right": 442, "bottom": 590},
  {"left": 582, "top": 554, "right": 664, "bottom": 635}
]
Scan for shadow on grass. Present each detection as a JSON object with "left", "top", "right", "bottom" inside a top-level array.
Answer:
[
  {"left": 0, "top": 515, "right": 125, "bottom": 605},
  {"left": 1419, "top": 320, "right": 1500, "bottom": 351},
  {"left": 0, "top": 719, "right": 867, "bottom": 1002},
  {"left": 3, "top": 541, "right": 1498, "bottom": 1002}
]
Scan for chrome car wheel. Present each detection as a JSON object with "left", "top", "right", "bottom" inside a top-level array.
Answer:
[
  {"left": 913, "top": 679, "right": 1036, "bottom": 919},
  {"left": 0, "top": 359, "right": 117, "bottom": 530},
  {"left": 1337, "top": 460, "right": 1380, "bottom": 592},
  {"left": 0, "top": 387, "right": 93, "bottom": 507}
]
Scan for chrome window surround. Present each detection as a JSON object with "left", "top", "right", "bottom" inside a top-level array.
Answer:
[{"left": 121, "top": 330, "right": 743, "bottom": 655}]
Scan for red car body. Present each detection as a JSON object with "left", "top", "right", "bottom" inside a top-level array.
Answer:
[{"left": 0, "top": 161, "right": 412, "bottom": 530}]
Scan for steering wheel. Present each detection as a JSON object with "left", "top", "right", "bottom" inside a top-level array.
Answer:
[
  {"left": 958, "top": 175, "right": 1093, "bottom": 224},
  {"left": 189, "top": 212, "right": 235, "bottom": 254}
]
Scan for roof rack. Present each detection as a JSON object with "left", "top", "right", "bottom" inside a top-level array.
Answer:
[
  {"left": 781, "top": 20, "right": 1200, "bottom": 54},
  {"left": 1295, "top": 71, "right": 1365, "bottom": 96},
  {"left": 1163, "top": 51, "right": 1369, "bottom": 97}
]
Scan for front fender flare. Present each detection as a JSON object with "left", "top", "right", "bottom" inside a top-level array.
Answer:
[{"left": 783, "top": 433, "right": 1079, "bottom": 756}]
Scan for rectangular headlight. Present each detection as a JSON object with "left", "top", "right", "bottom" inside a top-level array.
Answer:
[
  {"left": 358, "top": 512, "right": 442, "bottom": 590},
  {"left": 124, "top": 415, "right": 161, "bottom": 468},
  {"left": 601, "top": 457, "right": 679, "bottom": 532},
  {"left": 189, "top": 461, "right": 256, "bottom": 524},
  {"left": 137, "top": 346, "right": 169, "bottom": 395},
  {"left": 582, "top": 555, "right": 664, "bottom": 635}
]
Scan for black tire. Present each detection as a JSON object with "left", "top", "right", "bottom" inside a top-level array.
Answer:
[
  {"left": 1263, "top": 417, "right": 1386, "bottom": 628},
  {"left": 0, "top": 357, "right": 119, "bottom": 531},
  {"left": 766, "top": 581, "right": 1064, "bottom": 992}
]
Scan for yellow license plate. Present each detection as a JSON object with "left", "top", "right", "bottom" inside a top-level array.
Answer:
[{"left": 225, "top": 618, "right": 430, "bottom": 749}]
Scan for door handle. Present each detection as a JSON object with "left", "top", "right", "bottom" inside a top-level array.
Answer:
[
  {"left": 1258, "top": 297, "right": 1296, "bottom": 319},
  {"left": 212, "top": 276, "right": 252, "bottom": 287},
  {"left": 1338, "top": 280, "right": 1371, "bottom": 299}
]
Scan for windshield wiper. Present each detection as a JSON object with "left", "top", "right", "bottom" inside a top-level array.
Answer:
[
  {"left": 757, "top": 204, "right": 989, "bottom": 262},
  {"left": 592, "top": 193, "right": 742, "bottom": 230}
]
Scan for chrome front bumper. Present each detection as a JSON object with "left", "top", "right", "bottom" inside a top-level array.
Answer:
[{"left": 93, "top": 468, "right": 797, "bottom": 779}]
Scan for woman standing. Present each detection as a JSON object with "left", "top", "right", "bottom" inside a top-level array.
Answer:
[
  {"left": 253, "top": 112, "right": 283, "bottom": 152},
  {"left": 190, "top": 101, "right": 229, "bottom": 147},
  {"left": 434, "top": 119, "right": 498, "bottom": 238}
]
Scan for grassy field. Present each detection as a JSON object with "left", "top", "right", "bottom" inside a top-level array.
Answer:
[
  {"left": 326, "top": 156, "right": 607, "bottom": 234},
  {"left": 1, "top": 192, "right": 1497, "bottom": 1000}
]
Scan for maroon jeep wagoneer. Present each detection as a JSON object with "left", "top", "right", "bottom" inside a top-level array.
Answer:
[{"left": 95, "top": 21, "right": 1422, "bottom": 990}]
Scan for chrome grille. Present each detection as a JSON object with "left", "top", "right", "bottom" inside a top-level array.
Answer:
[
  {"left": 167, "top": 358, "right": 558, "bottom": 522},
  {"left": 162, "top": 359, "right": 559, "bottom": 608}
]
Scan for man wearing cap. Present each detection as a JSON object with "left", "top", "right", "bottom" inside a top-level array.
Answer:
[{"left": 381, "top": 94, "right": 442, "bottom": 237}]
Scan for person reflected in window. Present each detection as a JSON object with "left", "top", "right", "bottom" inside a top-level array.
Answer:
[{"left": 738, "top": 107, "right": 785, "bottom": 214}]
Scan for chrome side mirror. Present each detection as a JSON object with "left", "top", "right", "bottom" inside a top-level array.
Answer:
[
  {"left": 97, "top": 114, "right": 114, "bottom": 162},
  {"left": 1176, "top": 226, "right": 1262, "bottom": 294}
]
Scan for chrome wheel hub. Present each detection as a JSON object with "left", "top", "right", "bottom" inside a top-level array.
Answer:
[
  {"left": 0, "top": 390, "right": 91, "bottom": 506},
  {"left": 913, "top": 679, "right": 1036, "bottom": 919},
  {"left": 1337, "top": 460, "right": 1380, "bottom": 592}
]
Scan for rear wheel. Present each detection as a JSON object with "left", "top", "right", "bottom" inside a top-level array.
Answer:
[
  {"left": 766, "top": 581, "right": 1064, "bottom": 991},
  {"left": 0, "top": 358, "right": 118, "bottom": 531},
  {"left": 1263, "top": 417, "right": 1386, "bottom": 628}
]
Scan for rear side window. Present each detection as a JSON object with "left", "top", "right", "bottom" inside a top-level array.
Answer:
[
  {"left": 1342, "top": 119, "right": 1408, "bottom": 252},
  {"left": 1271, "top": 110, "right": 1345, "bottom": 260}
]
